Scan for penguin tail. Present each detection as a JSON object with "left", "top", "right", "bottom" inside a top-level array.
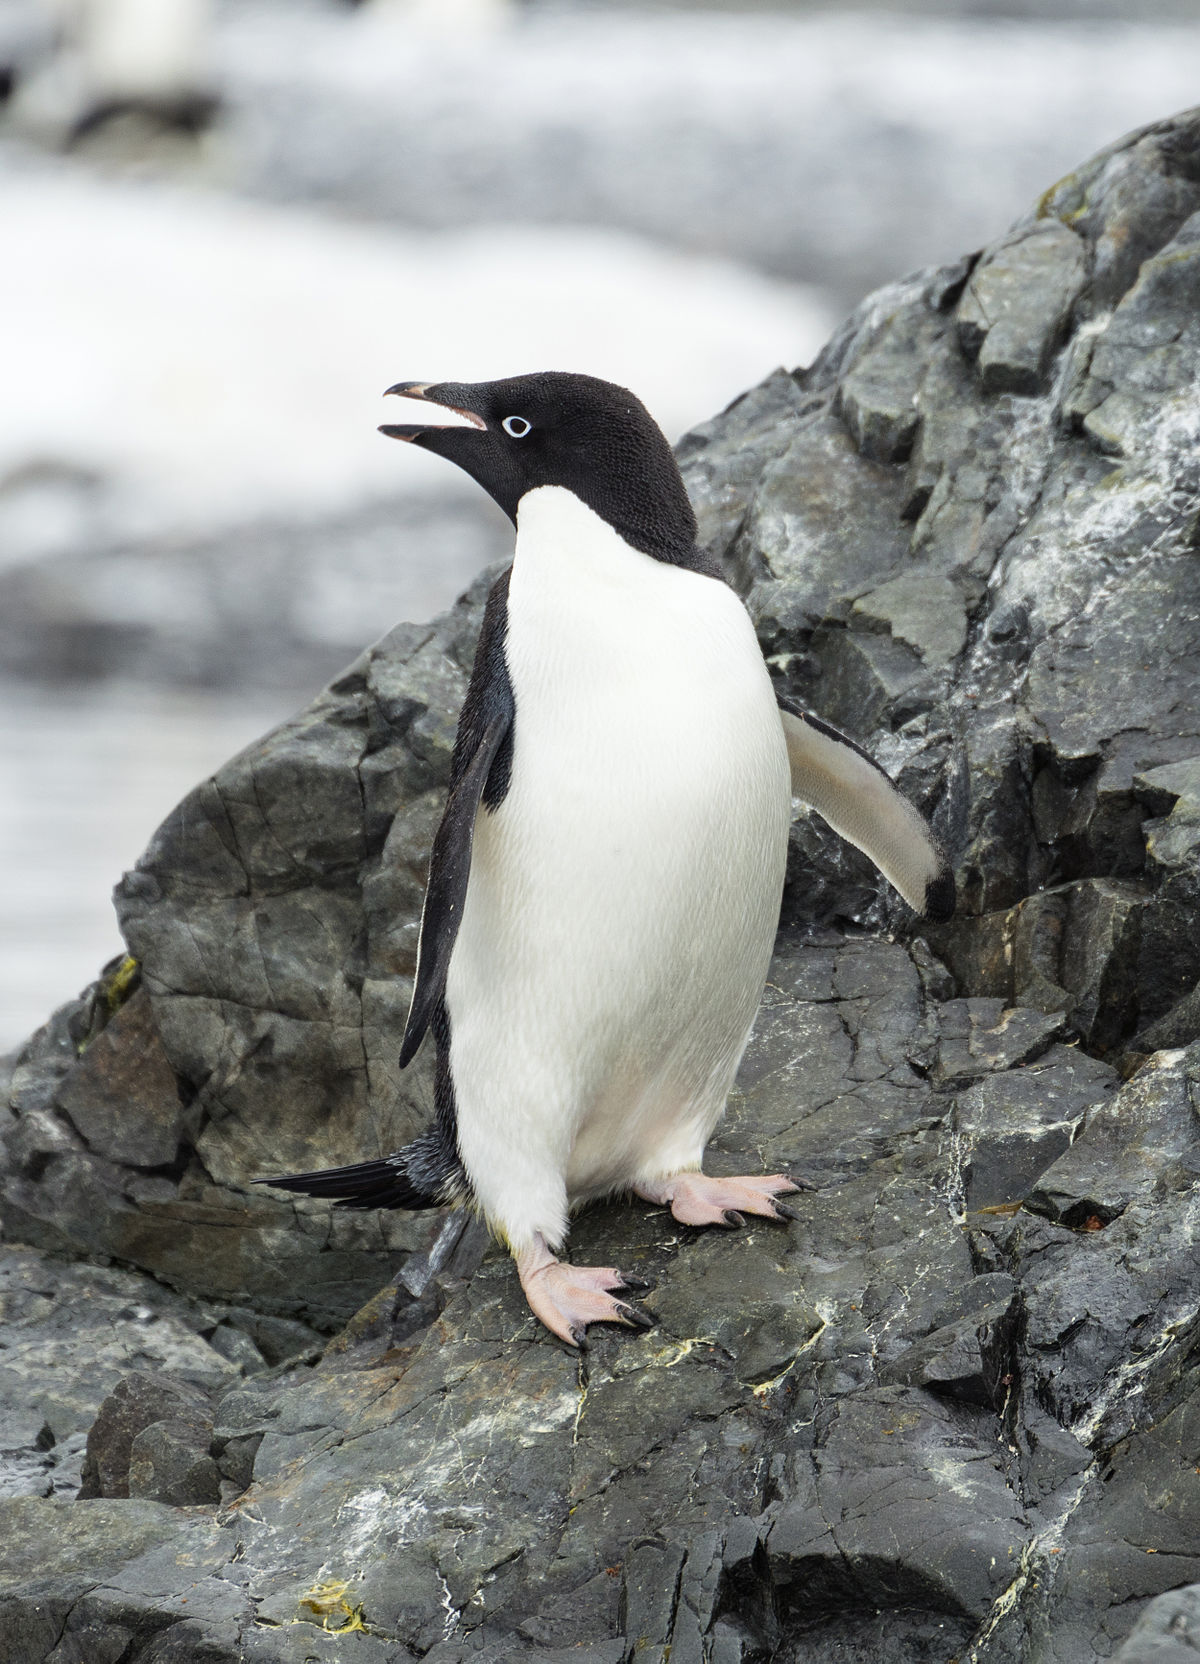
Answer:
[{"left": 252, "top": 1152, "right": 442, "bottom": 1212}]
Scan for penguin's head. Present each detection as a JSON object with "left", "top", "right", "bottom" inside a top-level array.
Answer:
[{"left": 380, "top": 371, "right": 697, "bottom": 565}]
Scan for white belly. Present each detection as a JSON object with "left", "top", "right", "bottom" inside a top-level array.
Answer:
[{"left": 445, "top": 487, "right": 790, "bottom": 1252}]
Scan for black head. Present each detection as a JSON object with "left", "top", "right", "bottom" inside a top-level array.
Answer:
[{"left": 380, "top": 371, "right": 700, "bottom": 567}]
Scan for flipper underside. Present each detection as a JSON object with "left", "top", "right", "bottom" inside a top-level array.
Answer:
[{"left": 778, "top": 701, "right": 954, "bottom": 919}]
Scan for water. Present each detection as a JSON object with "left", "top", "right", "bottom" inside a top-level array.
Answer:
[{"left": 0, "top": 679, "right": 295, "bottom": 1052}]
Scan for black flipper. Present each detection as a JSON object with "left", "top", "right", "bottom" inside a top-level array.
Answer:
[
  {"left": 399, "top": 569, "right": 516, "bottom": 1067},
  {"left": 253, "top": 1156, "right": 440, "bottom": 1211},
  {"left": 777, "top": 695, "right": 955, "bottom": 920},
  {"left": 253, "top": 1110, "right": 469, "bottom": 1212}
]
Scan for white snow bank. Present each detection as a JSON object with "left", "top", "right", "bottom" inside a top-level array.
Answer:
[{"left": 0, "top": 161, "right": 835, "bottom": 560}]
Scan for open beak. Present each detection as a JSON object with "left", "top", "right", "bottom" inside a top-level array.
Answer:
[
  {"left": 379, "top": 381, "right": 488, "bottom": 441},
  {"left": 376, "top": 375, "right": 521, "bottom": 522}
]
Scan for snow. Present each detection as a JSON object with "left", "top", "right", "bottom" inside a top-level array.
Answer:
[{"left": 0, "top": 159, "right": 834, "bottom": 561}]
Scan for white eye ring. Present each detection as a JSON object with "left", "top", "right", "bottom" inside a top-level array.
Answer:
[{"left": 501, "top": 415, "right": 532, "bottom": 439}]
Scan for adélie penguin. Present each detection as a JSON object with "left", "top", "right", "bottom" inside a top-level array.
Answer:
[{"left": 255, "top": 372, "right": 954, "bottom": 1346}]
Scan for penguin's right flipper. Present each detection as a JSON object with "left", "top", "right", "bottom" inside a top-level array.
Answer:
[
  {"left": 778, "top": 700, "right": 954, "bottom": 919},
  {"left": 400, "top": 569, "right": 516, "bottom": 1067}
]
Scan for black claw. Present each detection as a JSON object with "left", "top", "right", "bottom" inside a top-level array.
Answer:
[
  {"left": 723, "top": 1209, "right": 746, "bottom": 1229},
  {"left": 784, "top": 1175, "right": 817, "bottom": 1192},
  {"left": 570, "top": 1326, "right": 589, "bottom": 1351},
  {"left": 617, "top": 1302, "right": 655, "bottom": 1331},
  {"left": 619, "top": 1274, "right": 653, "bottom": 1291},
  {"left": 772, "top": 1201, "right": 801, "bottom": 1223}
]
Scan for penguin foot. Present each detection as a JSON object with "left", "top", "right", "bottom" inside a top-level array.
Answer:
[
  {"left": 517, "top": 1238, "right": 653, "bottom": 1348},
  {"left": 634, "top": 1172, "right": 802, "bottom": 1229}
]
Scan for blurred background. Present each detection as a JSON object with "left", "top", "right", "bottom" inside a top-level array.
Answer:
[{"left": 1, "top": 0, "right": 1198, "bottom": 1048}]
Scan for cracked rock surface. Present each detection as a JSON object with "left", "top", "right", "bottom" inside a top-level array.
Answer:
[{"left": 5, "top": 109, "right": 1200, "bottom": 1661}]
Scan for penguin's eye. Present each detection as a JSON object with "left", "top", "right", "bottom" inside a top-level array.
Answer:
[{"left": 501, "top": 415, "right": 532, "bottom": 439}]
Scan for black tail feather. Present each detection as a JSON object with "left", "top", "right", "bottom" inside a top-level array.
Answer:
[{"left": 253, "top": 1155, "right": 440, "bottom": 1212}]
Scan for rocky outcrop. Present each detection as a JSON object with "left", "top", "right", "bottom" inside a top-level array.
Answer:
[{"left": 5, "top": 107, "right": 1200, "bottom": 1662}]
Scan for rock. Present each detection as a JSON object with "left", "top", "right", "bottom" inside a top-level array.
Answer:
[
  {"left": 55, "top": 986, "right": 186, "bottom": 1168},
  {"left": 850, "top": 571, "right": 969, "bottom": 668},
  {"left": 0, "top": 934, "right": 1129, "bottom": 1661},
  {"left": 1135, "top": 759, "right": 1200, "bottom": 819},
  {"left": 6, "top": 106, "right": 1200, "bottom": 1664},
  {"left": 956, "top": 219, "right": 1089, "bottom": 394},
  {"left": 0, "top": 1242, "right": 270, "bottom": 1502},
  {"left": 127, "top": 1417, "right": 221, "bottom": 1508},
  {"left": 880, "top": 1272, "right": 1020, "bottom": 1408},
  {"left": 932, "top": 879, "right": 1149, "bottom": 1051},
  {"left": 831, "top": 294, "right": 948, "bottom": 465},
  {"left": 953, "top": 1042, "right": 1119, "bottom": 1210},
  {"left": 78, "top": 1373, "right": 214, "bottom": 1502},
  {"left": 1130, "top": 976, "right": 1200, "bottom": 1057},
  {"left": 212, "top": 1430, "right": 261, "bottom": 1495},
  {"left": 932, "top": 998, "right": 1067, "bottom": 1087},
  {"left": 0, "top": 609, "right": 487, "bottom": 1325},
  {"left": 1116, "top": 1584, "right": 1200, "bottom": 1662},
  {"left": 1025, "top": 1044, "right": 1200, "bottom": 1233}
]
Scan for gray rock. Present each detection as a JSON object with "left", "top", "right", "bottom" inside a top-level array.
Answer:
[
  {"left": 55, "top": 986, "right": 186, "bottom": 1168},
  {"left": 880, "top": 1272, "right": 1019, "bottom": 1408},
  {"left": 0, "top": 1244, "right": 255, "bottom": 1502},
  {"left": 850, "top": 571, "right": 968, "bottom": 668},
  {"left": 1130, "top": 974, "right": 1200, "bottom": 1057},
  {"left": 1117, "top": 1585, "right": 1200, "bottom": 1662},
  {"left": 932, "top": 998, "right": 1067, "bottom": 1086},
  {"left": 127, "top": 1417, "right": 221, "bottom": 1508},
  {"left": 953, "top": 1042, "right": 1118, "bottom": 1210},
  {"left": 1025, "top": 1044, "right": 1200, "bottom": 1233},
  {"left": 933, "top": 878, "right": 1151, "bottom": 1050},
  {"left": 78, "top": 1373, "right": 214, "bottom": 1502},
  {"left": 6, "top": 106, "right": 1200, "bottom": 1664},
  {"left": 956, "top": 219, "right": 1089, "bottom": 394}
]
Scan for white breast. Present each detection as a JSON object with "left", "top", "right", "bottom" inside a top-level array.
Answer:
[{"left": 445, "top": 485, "right": 790, "bottom": 1251}]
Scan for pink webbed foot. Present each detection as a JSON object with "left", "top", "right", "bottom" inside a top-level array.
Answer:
[
  {"left": 634, "top": 1171, "right": 807, "bottom": 1229},
  {"left": 517, "top": 1237, "right": 653, "bottom": 1348}
]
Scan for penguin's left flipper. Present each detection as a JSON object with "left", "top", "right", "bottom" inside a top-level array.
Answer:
[
  {"left": 399, "top": 569, "right": 516, "bottom": 1068},
  {"left": 778, "top": 699, "right": 954, "bottom": 920},
  {"left": 399, "top": 707, "right": 509, "bottom": 1065}
]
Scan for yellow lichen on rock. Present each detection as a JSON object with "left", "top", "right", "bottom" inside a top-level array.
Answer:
[
  {"left": 297, "top": 1580, "right": 366, "bottom": 1633},
  {"left": 104, "top": 955, "right": 141, "bottom": 1015}
]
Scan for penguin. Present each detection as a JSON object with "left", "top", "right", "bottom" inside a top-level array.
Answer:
[{"left": 256, "top": 372, "right": 954, "bottom": 1346}]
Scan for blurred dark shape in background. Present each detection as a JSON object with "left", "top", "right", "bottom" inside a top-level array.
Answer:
[
  {"left": 1, "top": 0, "right": 1198, "bottom": 1037},
  {"left": 2, "top": 0, "right": 217, "bottom": 147}
]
